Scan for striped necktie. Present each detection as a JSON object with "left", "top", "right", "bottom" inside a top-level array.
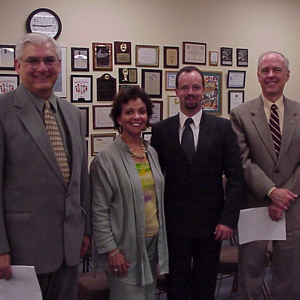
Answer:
[
  {"left": 44, "top": 100, "right": 70, "bottom": 183},
  {"left": 269, "top": 104, "right": 281, "bottom": 157}
]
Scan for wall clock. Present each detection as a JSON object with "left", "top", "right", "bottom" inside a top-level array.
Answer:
[{"left": 26, "top": 8, "right": 62, "bottom": 40}]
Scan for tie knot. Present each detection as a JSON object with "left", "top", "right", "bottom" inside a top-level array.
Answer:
[
  {"left": 271, "top": 104, "right": 278, "bottom": 111},
  {"left": 44, "top": 100, "right": 51, "bottom": 109},
  {"left": 185, "top": 118, "right": 193, "bottom": 126}
]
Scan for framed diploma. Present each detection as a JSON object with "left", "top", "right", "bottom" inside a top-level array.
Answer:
[
  {"left": 150, "top": 100, "right": 163, "bottom": 125},
  {"left": 142, "top": 131, "right": 152, "bottom": 141},
  {"left": 221, "top": 47, "right": 233, "bottom": 66},
  {"left": 168, "top": 95, "right": 180, "bottom": 117},
  {"left": 237, "top": 48, "right": 248, "bottom": 67},
  {"left": 92, "top": 42, "right": 112, "bottom": 71},
  {"left": 78, "top": 107, "right": 89, "bottom": 137},
  {"left": 209, "top": 51, "right": 219, "bottom": 66},
  {"left": 164, "top": 46, "right": 179, "bottom": 68},
  {"left": 228, "top": 90, "right": 244, "bottom": 113},
  {"left": 183, "top": 41, "right": 206, "bottom": 65},
  {"left": 0, "top": 45, "right": 15, "bottom": 70},
  {"left": 71, "top": 47, "right": 89, "bottom": 71},
  {"left": 91, "top": 133, "right": 116, "bottom": 156},
  {"left": 165, "top": 71, "right": 177, "bottom": 90},
  {"left": 136, "top": 45, "right": 159, "bottom": 67},
  {"left": 70, "top": 75, "right": 93, "bottom": 103},
  {"left": 141, "top": 69, "right": 162, "bottom": 98},
  {"left": 227, "top": 70, "right": 246, "bottom": 88},
  {"left": 114, "top": 41, "right": 131, "bottom": 65},
  {"left": 0, "top": 74, "right": 19, "bottom": 94},
  {"left": 93, "top": 105, "right": 114, "bottom": 129}
]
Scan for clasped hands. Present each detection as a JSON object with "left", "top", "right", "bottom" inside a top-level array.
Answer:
[{"left": 268, "top": 188, "right": 297, "bottom": 221}]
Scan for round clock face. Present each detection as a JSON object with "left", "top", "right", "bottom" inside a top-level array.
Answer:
[{"left": 26, "top": 8, "right": 62, "bottom": 39}]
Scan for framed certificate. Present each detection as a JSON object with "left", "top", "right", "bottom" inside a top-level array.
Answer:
[
  {"left": 168, "top": 95, "right": 180, "bottom": 117},
  {"left": 0, "top": 45, "right": 15, "bottom": 70},
  {"left": 70, "top": 75, "right": 93, "bottom": 103},
  {"left": 141, "top": 69, "right": 162, "bottom": 98},
  {"left": 227, "top": 70, "right": 246, "bottom": 88},
  {"left": 136, "top": 45, "right": 159, "bottom": 67},
  {"left": 228, "top": 90, "right": 244, "bottom": 113},
  {"left": 91, "top": 133, "right": 116, "bottom": 156},
  {"left": 150, "top": 100, "right": 163, "bottom": 125},
  {"left": 209, "top": 51, "right": 219, "bottom": 66},
  {"left": 165, "top": 71, "right": 177, "bottom": 90},
  {"left": 71, "top": 47, "right": 89, "bottom": 71},
  {"left": 164, "top": 46, "right": 179, "bottom": 68},
  {"left": 183, "top": 41, "right": 206, "bottom": 65},
  {"left": 93, "top": 105, "right": 114, "bottom": 129}
]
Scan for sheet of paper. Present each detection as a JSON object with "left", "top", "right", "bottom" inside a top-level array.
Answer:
[
  {"left": 0, "top": 266, "right": 42, "bottom": 300},
  {"left": 238, "top": 207, "right": 286, "bottom": 245}
]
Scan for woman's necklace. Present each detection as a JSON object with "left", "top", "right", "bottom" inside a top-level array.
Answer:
[{"left": 129, "top": 139, "right": 147, "bottom": 159}]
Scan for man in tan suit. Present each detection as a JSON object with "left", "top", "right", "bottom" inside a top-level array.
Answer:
[{"left": 231, "top": 51, "right": 300, "bottom": 300}]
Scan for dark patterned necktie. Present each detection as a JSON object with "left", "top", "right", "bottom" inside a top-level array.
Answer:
[
  {"left": 44, "top": 100, "right": 70, "bottom": 183},
  {"left": 269, "top": 104, "right": 281, "bottom": 157},
  {"left": 181, "top": 118, "right": 195, "bottom": 162}
]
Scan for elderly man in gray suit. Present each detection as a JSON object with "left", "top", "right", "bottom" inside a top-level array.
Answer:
[
  {"left": 0, "top": 33, "right": 91, "bottom": 300},
  {"left": 231, "top": 51, "right": 300, "bottom": 300}
]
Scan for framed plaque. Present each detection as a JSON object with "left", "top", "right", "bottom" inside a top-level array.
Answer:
[
  {"left": 0, "top": 74, "right": 19, "bottom": 94},
  {"left": 141, "top": 69, "right": 162, "bottom": 98},
  {"left": 71, "top": 47, "right": 89, "bottom": 71},
  {"left": 228, "top": 90, "right": 244, "bottom": 113},
  {"left": 209, "top": 51, "right": 219, "bottom": 66},
  {"left": 114, "top": 41, "right": 131, "bottom": 65},
  {"left": 164, "top": 46, "right": 179, "bottom": 68},
  {"left": 97, "top": 73, "right": 116, "bottom": 102},
  {"left": 93, "top": 105, "right": 114, "bottom": 129},
  {"left": 136, "top": 45, "right": 159, "bottom": 67},
  {"left": 70, "top": 75, "right": 93, "bottom": 103},
  {"left": 0, "top": 45, "right": 15, "bottom": 70},
  {"left": 78, "top": 107, "right": 89, "bottom": 137},
  {"left": 118, "top": 68, "right": 137, "bottom": 84},
  {"left": 165, "top": 71, "right": 177, "bottom": 90},
  {"left": 54, "top": 46, "right": 67, "bottom": 98},
  {"left": 221, "top": 47, "right": 233, "bottom": 66},
  {"left": 91, "top": 133, "right": 116, "bottom": 156},
  {"left": 227, "top": 70, "right": 246, "bottom": 88},
  {"left": 237, "top": 48, "right": 248, "bottom": 67},
  {"left": 92, "top": 42, "right": 112, "bottom": 71},
  {"left": 168, "top": 95, "right": 180, "bottom": 117},
  {"left": 150, "top": 100, "right": 163, "bottom": 125},
  {"left": 183, "top": 41, "right": 206, "bottom": 65}
]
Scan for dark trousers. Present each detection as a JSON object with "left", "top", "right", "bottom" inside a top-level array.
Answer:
[
  {"left": 37, "top": 262, "right": 79, "bottom": 300},
  {"left": 167, "top": 236, "right": 221, "bottom": 300}
]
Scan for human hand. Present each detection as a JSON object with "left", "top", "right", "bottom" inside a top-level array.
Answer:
[
  {"left": 268, "top": 203, "right": 283, "bottom": 221},
  {"left": 108, "top": 249, "right": 131, "bottom": 279},
  {"left": 0, "top": 253, "right": 12, "bottom": 280},
  {"left": 214, "top": 224, "right": 234, "bottom": 241},
  {"left": 80, "top": 235, "right": 91, "bottom": 257},
  {"left": 269, "top": 188, "right": 297, "bottom": 210}
]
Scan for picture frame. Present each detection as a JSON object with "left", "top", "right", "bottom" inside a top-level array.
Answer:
[
  {"left": 165, "top": 71, "right": 177, "bottom": 90},
  {"left": 93, "top": 105, "right": 114, "bottom": 129},
  {"left": 209, "top": 51, "right": 219, "bottom": 66},
  {"left": 0, "top": 45, "right": 15, "bottom": 70},
  {"left": 78, "top": 107, "right": 89, "bottom": 137},
  {"left": 119, "top": 84, "right": 139, "bottom": 91},
  {"left": 70, "top": 75, "right": 93, "bottom": 103},
  {"left": 150, "top": 100, "right": 163, "bottom": 125},
  {"left": 227, "top": 70, "right": 246, "bottom": 88},
  {"left": 237, "top": 48, "right": 248, "bottom": 67},
  {"left": 164, "top": 46, "right": 179, "bottom": 68},
  {"left": 118, "top": 68, "right": 137, "bottom": 84},
  {"left": 71, "top": 47, "right": 89, "bottom": 71},
  {"left": 202, "top": 71, "right": 222, "bottom": 115},
  {"left": 221, "top": 47, "right": 233, "bottom": 66},
  {"left": 141, "top": 69, "right": 162, "bottom": 98},
  {"left": 183, "top": 41, "right": 206, "bottom": 65},
  {"left": 54, "top": 46, "right": 67, "bottom": 98},
  {"left": 114, "top": 41, "right": 131, "bottom": 65},
  {"left": 142, "top": 131, "right": 152, "bottom": 141},
  {"left": 168, "top": 95, "right": 180, "bottom": 117},
  {"left": 91, "top": 133, "right": 116, "bottom": 156},
  {"left": 228, "top": 90, "right": 245, "bottom": 113},
  {"left": 136, "top": 45, "right": 159, "bottom": 67},
  {"left": 92, "top": 42, "right": 113, "bottom": 71},
  {"left": 0, "top": 74, "right": 19, "bottom": 94}
]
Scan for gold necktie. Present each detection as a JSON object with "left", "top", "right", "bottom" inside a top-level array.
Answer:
[{"left": 44, "top": 100, "right": 70, "bottom": 184}]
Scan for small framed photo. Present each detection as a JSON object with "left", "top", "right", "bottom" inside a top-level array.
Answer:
[
  {"left": 118, "top": 68, "right": 137, "bottom": 84},
  {"left": 78, "top": 107, "right": 89, "bottom": 137},
  {"left": 183, "top": 41, "right": 206, "bottom": 65},
  {"left": 164, "top": 46, "right": 179, "bottom": 68},
  {"left": 54, "top": 46, "right": 67, "bottom": 98},
  {"left": 91, "top": 133, "right": 116, "bottom": 156},
  {"left": 0, "top": 74, "right": 19, "bottom": 94},
  {"left": 237, "top": 48, "right": 248, "bottom": 67},
  {"left": 92, "top": 42, "right": 112, "bottom": 71},
  {"left": 168, "top": 95, "right": 180, "bottom": 117},
  {"left": 165, "top": 71, "right": 177, "bottom": 90},
  {"left": 0, "top": 45, "right": 15, "bottom": 70},
  {"left": 202, "top": 71, "right": 222, "bottom": 115},
  {"left": 150, "top": 100, "right": 163, "bottom": 125},
  {"left": 93, "top": 105, "right": 114, "bottom": 129},
  {"left": 71, "top": 47, "right": 89, "bottom": 71},
  {"left": 228, "top": 90, "right": 244, "bottom": 113},
  {"left": 221, "top": 47, "right": 233, "bottom": 66},
  {"left": 136, "top": 45, "right": 159, "bottom": 67},
  {"left": 70, "top": 75, "right": 93, "bottom": 103},
  {"left": 142, "top": 131, "right": 152, "bottom": 141},
  {"left": 141, "top": 69, "right": 162, "bottom": 98},
  {"left": 227, "top": 70, "right": 246, "bottom": 88},
  {"left": 209, "top": 51, "right": 219, "bottom": 66},
  {"left": 114, "top": 41, "right": 131, "bottom": 65}
]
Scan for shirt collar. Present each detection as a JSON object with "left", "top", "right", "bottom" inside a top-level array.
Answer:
[
  {"left": 262, "top": 94, "right": 284, "bottom": 113},
  {"left": 179, "top": 109, "right": 203, "bottom": 128}
]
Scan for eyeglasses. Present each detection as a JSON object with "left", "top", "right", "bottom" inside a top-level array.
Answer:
[
  {"left": 20, "top": 56, "right": 59, "bottom": 69},
  {"left": 178, "top": 85, "right": 202, "bottom": 93}
]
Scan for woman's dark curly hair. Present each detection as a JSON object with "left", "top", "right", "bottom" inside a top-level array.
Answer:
[{"left": 110, "top": 87, "right": 153, "bottom": 132}]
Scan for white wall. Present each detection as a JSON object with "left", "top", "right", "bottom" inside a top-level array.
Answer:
[{"left": 1, "top": 0, "right": 300, "bottom": 162}]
